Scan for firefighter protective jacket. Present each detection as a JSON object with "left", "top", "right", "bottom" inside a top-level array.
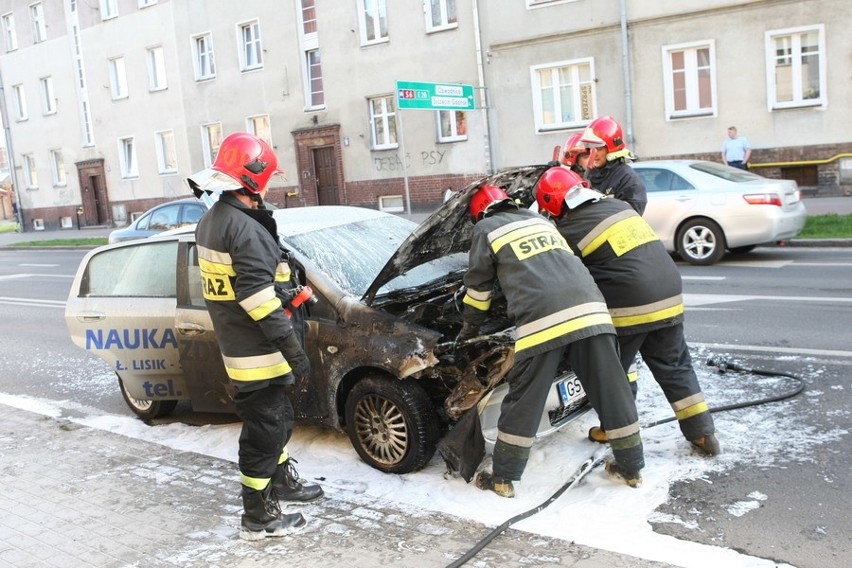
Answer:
[
  {"left": 195, "top": 193, "right": 298, "bottom": 385},
  {"left": 462, "top": 207, "right": 615, "bottom": 362},
  {"left": 554, "top": 196, "right": 684, "bottom": 336},
  {"left": 586, "top": 159, "right": 647, "bottom": 215}
]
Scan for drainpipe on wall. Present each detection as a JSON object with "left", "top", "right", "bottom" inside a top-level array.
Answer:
[
  {"left": 0, "top": 66, "right": 24, "bottom": 231},
  {"left": 620, "top": 0, "right": 635, "bottom": 147},
  {"left": 472, "top": 0, "right": 495, "bottom": 174}
]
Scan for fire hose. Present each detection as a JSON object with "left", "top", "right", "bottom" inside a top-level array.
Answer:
[{"left": 446, "top": 356, "right": 807, "bottom": 568}]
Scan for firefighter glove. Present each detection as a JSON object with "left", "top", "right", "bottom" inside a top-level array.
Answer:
[
  {"left": 455, "top": 322, "right": 480, "bottom": 344},
  {"left": 279, "top": 333, "right": 310, "bottom": 380}
]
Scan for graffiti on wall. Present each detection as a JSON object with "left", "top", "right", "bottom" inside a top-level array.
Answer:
[{"left": 373, "top": 149, "right": 447, "bottom": 172}]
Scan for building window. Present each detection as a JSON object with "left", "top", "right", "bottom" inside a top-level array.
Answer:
[
  {"left": 202, "top": 122, "right": 222, "bottom": 167},
  {"left": 238, "top": 20, "right": 263, "bottom": 71},
  {"left": 246, "top": 115, "right": 271, "bottom": 145},
  {"left": 530, "top": 58, "right": 595, "bottom": 132},
  {"left": 118, "top": 136, "right": 138, "bottom": 178},
  {"left": 302, "top": 0, "right": 316, "bottom": 34},
  {"left": 70, "top": 0, "right": 76, "bottom": 12},
  {"left": 109, "top": 57, "right": 128, "bottom": 100},
  {"left": 12, "top": 84, "right": 27, "bottom": 121},
  {"left": 138, "top": 0, "right": 157, "bottom": 8},
  {"left": 306, "top": 49, "right": 324, "bottom": 108},
  {"left": 766, "top": 25, "right": 825, "bottom": 110},
  {"left": 2, "top": 13, "right": 17, "bottom": 51},
  {"left": 192, "top": 32, "right": 216, "bottom": 80},
  {"left": 30, "top": 2, "right": 46, "bottom": 43},
  {"left": 100, "top": 0, "right": 118, "bottom": 20},
  {"left": 369, "top": 95, "right": 397, "bottom": 149},
  {"left": 437, "top": 110, "right": 467, "bottom": 142},
  {"left": 358, "top": 0, "right": 388, "bottom": 46},
  {"left": 663, "top": 40, "right": 716, "bottom": 120},
  {"left": 147, "top": 46, "right": 167, "bottom": 91},
  {"left": 50, "top": 149, "right": 66, "bottom": 186},
  {"left": 155, "top": 130, "right": 177, "bottom": 174},
  {"left": 81, "top": 100, "right": 94, "bottom": 146},
  {"left": 40, "top": 76, "right": 57, "bottom": 115},
  {"left": 23, "top": 154, "right": 38, "bottom": 188},
  {"left": 425, "top": 0, "right": 457, "bottom": 32}
]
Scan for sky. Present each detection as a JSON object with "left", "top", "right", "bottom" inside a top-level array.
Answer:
[{"left": 2, "top": 344, "right": 847, "bottom": 568}]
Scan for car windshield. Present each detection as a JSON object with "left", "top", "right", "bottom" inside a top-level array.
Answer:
[
  {"left": 690, "top": 161, "right": 764, "bottom": 183},
  {"left": 283, "top": 215, "right": 467, "bottom": 298}
]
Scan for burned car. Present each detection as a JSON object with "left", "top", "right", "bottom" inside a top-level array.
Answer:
[{"left": 65, "top": 166, "right": 589, "bottom": 474}]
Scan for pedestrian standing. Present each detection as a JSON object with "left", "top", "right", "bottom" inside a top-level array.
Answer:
[
  {"left": 581, "top": 116, "right": 648, "bottom": 215},
  {"left": 535, "top": 167, "right": 720, "bottom": 456},
  {"left": 458, "top": 185, "right": 645, "bottom": 497},
  {"left": 188, "top": 132, "right": 323, "bottom": 541},
  {"left": 721, "top": 126, "right": 751, "bottom": 170}
]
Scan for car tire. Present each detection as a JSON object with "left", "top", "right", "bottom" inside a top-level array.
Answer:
[
  {"left": 344, "top": 375, "right": 439, "bottom": 474},
  {"left": 118, "top": 375, "right": 178, "bottom": 420},
  {"left": 676, "top": 218, "right": 726, "bottom": 266},
  {"left": 729, "top": 245, "right": 757, "bottom": 255}
]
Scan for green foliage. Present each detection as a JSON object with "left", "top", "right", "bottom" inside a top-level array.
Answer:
[
  {"left": 798, "top": 214, "right": 852, "bottom": 238},
  {"left": 10, "top": 237, "right": 108, "bottom": 247}
]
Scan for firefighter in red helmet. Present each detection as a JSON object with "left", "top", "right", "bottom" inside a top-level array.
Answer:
[
  {"left": 188, "top": 132, "right": 323, "bottom": 540},
  {"left": 581, "top": 116, "right": 647, "bottom": 215},
  {"left": 560, "top": 132, "right": 590, "bottom": 176},
  {"left": 536, "top": 167, "right": 720, "bottom": 457},
  {"left": 458, "top": 184, "right": 645, "bottom": 497}
]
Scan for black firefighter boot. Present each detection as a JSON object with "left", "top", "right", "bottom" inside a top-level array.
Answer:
[
  {"left": 272, "top": 458, "right": 324, "bottom": 503},
  {"left": 239, "top": 484, "right": 306, "bottom": 541}
]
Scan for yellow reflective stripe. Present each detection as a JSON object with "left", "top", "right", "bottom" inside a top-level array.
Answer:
[
  {"left": 463, "top": 293, "right": 491, "bottom": 311},
  {"left": 581, "top": 215, "right": 659, "bottom": 257},
  {"left": 627, "top": 370, "right": 638, "bottom": 382},
  {"left": 516, "top": 312, "right": 613, "bottom": 353},
  {"left": 605, "top": 421, "right": 641, "bottom": 440},
  {"left": 275, "top": 262, "right": 292, "bottom": 283},
  {"left": 577, "top": 209, "right": 634, "bottom": 252},
  {"left": 222, "top": 352, "right": 292, "bottom": 382},
  {"left": 610, "top": 302, "right": 684, "bottom": 328},
  {"left": 199, "top": 269, "right": 236, "bottom": 301},
  {"left": 277, "top": 448, "right": 289, "bottom": 465},
  {"left": 675, "top": 400, "right": 710, "bottom": 421},
  {"left": 240, "top": 474, "right": 270, "bottom": 491},
  {"left": 517, "top": 302, "right": 610, "bottom": 338},
  {"left": 497, "top": 431, "right": 535, "bottom": 448},
  {"left": 239, "top": 286, "right": 282, "bottom": 321},
  {"left": 197, "top": 245, "right": 236, "bottom": 277},
  {"left": 488, "top": 218, "right": 556, "bottom": 252}
]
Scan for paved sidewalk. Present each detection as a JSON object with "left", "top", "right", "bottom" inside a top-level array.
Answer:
[{"left": 0, "top": 405, "right": 671, "bottom": 568}]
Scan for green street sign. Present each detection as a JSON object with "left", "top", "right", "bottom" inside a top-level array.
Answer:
[{"left": 396, "top": 80, "right": 476, "bottom": 111}]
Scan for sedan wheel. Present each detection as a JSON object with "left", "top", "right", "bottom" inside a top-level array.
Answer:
[
  {"left": 676, "top": 218, "right": 726, "bottom": 265},
  {"left": 345, "top": 375, "right": 439, "bottom": 474},
  {"left": 118, "top": 375, "right": 178, "bottom": 420}
]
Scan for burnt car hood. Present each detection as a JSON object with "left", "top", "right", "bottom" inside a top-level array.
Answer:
[{"left": 363, "top": 165, "right": 549, "bottom": 305}]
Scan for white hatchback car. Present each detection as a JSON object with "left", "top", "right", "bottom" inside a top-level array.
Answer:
[{"left": 631, "top": 160, "right": 807, "bottom": 265}]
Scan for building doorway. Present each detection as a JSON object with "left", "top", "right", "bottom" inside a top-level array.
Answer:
[
  {"left": 76, "top": 159, "right": 110, "bottom": 226},
  {"left": 313, "top": 146, "right": 340, "bottom": 205},
  {"left": 293, "top": 125, "right": 344, "bottom": 207}
]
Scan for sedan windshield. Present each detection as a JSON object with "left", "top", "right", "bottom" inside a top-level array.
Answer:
[
  {"left": 284, "top": 215, "right": 466, "bottom": 297},
  {"left": 690, "top": 161, "right": 764, "bottom": 183}
]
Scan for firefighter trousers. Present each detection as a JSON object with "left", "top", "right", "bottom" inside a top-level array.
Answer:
[
  {"left": 618, "top": 323, "right": 715, "bottom": 442},
  {"left": 233, "top": 382, "right": 294, "bottom": 490}
]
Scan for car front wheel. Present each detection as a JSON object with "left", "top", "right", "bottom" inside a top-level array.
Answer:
[
  {"left": 676, "top": 218, "right": 726, "bottom": 265},
  {"left": 118, "top": 375, "right": 178, "bottom": 420},
  {"left": 344, "top": 375, "right": 439, "bottom": 474}
]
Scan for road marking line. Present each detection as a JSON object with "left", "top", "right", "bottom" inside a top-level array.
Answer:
[
  {"left": 0, "top": 296, "right": 65, "bottom": 309},
  {"left": 685, "top": 293, "right": 852, "bottom": 306},
  {"left": 692, "top": 342, "right": 852, "bottom": 359},
  {"left": 19, "top": 263, "right": 59, "bottom": 267},
  {"left": 682, "top": 276, "right": 726, "bottom": 281}
]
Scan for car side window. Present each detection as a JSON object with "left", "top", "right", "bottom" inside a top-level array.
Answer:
[
  {"left": 182, "top": 205, "right": 205, "bottom": 226},
  {"left": 186, "top": 245, "right": 205, "bottom": 308},
  {"left": 135, "top": 212, "right": 152, "bottom": 231},
  {"left": 150, "top": 205, "right": 179, "bottom": 230},
  {"left": 82, "top": 242, "right": 178, "bottom": 297},
  {"left": 637, "top": 169, "right": 694, "bottom": 192}
]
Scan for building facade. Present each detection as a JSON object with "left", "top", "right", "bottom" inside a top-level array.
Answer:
[{"left": 0, "top": 0, "right": 849, "bottom": 232}]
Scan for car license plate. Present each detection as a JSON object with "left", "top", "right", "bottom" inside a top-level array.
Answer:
[{"left": 557, "top": 376, "right": 585, "bottom": 406}]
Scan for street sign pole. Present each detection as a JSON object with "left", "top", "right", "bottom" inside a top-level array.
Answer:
[{"left": 396, "top": 107, "right": 412, "bottom": 215}]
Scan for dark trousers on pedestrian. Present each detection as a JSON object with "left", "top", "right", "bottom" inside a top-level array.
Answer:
[
  {"left": 617, "top": 323, "right": 715, "bottom": 442},
  {"left": 233, "top": 382, "right": 294, "bottom": 490},
  {"left": 726, "top": 160, "right": 747, "bottom": 170}
]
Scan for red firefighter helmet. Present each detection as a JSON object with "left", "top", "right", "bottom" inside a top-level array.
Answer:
[
  {"left": 188, "top": 132, "right": 283, "bottom": 197},
  {"left": 469, "top": 185, "right": 513, "bottom": 224},
  {"left": 561, "top": 133, "right": 588, "bottom": 167},
  {"left": 536, "top": 167, "right": 602, "bottom": 217},
  {"left": 581, "top": 116, "right": 631, "bottom": 169}
]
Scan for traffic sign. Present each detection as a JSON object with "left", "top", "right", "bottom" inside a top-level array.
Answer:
[{"left": 396, "top": 80, "right": 475, "bottom": 111}]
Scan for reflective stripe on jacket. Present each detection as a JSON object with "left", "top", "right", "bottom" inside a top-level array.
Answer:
[
  {"left": 462, "top": 207, "right": 614, "bottom": 361},
  {"left": 554, "top": 197, "right": 684, "bottom": 336}
]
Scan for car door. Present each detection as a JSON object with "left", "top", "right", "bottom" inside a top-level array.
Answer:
[
  {"left": 635, "top": 166, "right": 697, "bottom": 247},
  {"left": 64, "top": 240, "right": 186, "bottom": 402}
]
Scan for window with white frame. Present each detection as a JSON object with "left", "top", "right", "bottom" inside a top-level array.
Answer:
[
  {"left": 118, "top": 136, "right": 138, "bottom": 178},
  {"left": 527, "top": 0, "right": 573, "bottom": 7},
  {"left": 50, "top": 149, "right": 66, "bottom": 186},
  {"left": 40, "top": 76, "right": 57, "bottom": 115},
  {"left": 425, "top": 0, "right": 457, "bottom": 32},
  {"left": 437, "top": 110, "right": 467, "bottom": 142},
  {"left": 147, "top": 46, "right": 167, "bottom": 91},
  {"left": 138, "top": 0, "right": 157, "bottom": 8},
  {"left": 100, "top": 0, "right": 118, "bottom": 20},
  {"left": 30, "top": 2, "right": 46, "bottom": 43},
  {"left": 192, "top": 32, "right": 216, "bottom": 80},
  {"left": 81, "top": 100, "right": 94, "bottom": 146},
  {"left": 109, "top": 57, "right": 128, "bottom": 99},
  {"left": 306, "top": 49, "right": 324, "bottom": 108},
  {"left": 238, "top": 20, "right": 263, "bottom": 71},
  {"left": 765, "top": 25, "right": 825, "bottom": 110},
  {"left": 246, "top": 115, "right": 271, "bottom": 145},
  {"left": 369, "top": 95, "right": 397, "bottom": 149},
  {"left": 12, "top": 84, "right": 27, "bottom": 121},
  {"left": 155, "top": 130, "right": 177, "bottom": 174},
  {"left": 23, "top": 154, "right": 38, "bottom": 188},
  {"left": 2, "top": 13, "right": 17, "bottom": 51},
  {"left": 202, "top": 122, "right": 222, "bottom": 167},
  {"left": 530, "top": 58, "right": 595, "bottom": 131},
  {"left": 662, "top": 40, "right": 716, "bottom": 120},
  {"left": 302, "top": 0, "right": 316, "bottom": 34},
  {"left": 358, "top": 0, "right": 388, "bottom": 45}
]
